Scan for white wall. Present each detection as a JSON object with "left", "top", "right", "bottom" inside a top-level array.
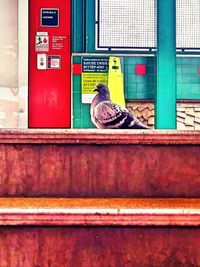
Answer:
[
  {"left": 0, "top": 0, "right": 28, "bottom": 128},
  {"left": 18, "top": 0, "right": 28, "bottom": 128}
]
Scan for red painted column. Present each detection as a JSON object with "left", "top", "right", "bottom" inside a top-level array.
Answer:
[{"left": 29, "top": 0, "right": 71, "bottom": 128}]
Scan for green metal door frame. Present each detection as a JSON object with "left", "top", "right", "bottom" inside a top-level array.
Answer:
[
  {"left": 72, "top": 0, "right": 85, "bottom": 53},
  {"left": 156, "top": 0, "right": 177, "bottom": 129},
  {"left": 73, "top": 0, "right": 178, "bottom": 129}
]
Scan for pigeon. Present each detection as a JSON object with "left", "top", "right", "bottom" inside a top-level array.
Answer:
[{"left": 90, "top": 83, "right": 150, "bottom": 129}]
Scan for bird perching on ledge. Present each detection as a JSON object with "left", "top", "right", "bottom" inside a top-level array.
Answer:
[{"left": 90, "top": 83, "right": 150, "bottom": 129}]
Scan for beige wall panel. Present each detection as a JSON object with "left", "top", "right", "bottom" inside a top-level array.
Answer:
[{"left": 0, "top": 0, "right": 28, "bottom": 128}]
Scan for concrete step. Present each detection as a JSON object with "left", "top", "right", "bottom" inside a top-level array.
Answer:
[{"left": 0, "top": 129, "right": 200, "bottom": 197}]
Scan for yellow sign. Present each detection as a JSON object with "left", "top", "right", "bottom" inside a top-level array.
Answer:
[
  {"left": 108, "top": 57, "right": 125, "bottom": 107},
  {"left": 81, "top": 72, "right": 108, "bottom": 103}
]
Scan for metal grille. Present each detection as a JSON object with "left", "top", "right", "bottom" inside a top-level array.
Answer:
[
  {"left": 96, "top": 0, "right": 200, "bottom": 51},
  {"left": 176, "top": 0, "right": 200, "bottom": 49},
  {"left": 97, "top": 0, "right": 156, "bottom": 50}
]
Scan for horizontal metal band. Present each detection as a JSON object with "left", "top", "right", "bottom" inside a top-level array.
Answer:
[{"left": 0, "top": 198, "right": 199, "bottom": 226}]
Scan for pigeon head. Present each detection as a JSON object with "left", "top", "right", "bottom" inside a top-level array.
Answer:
[{"left": 94, "top": 83, "right": 110, "bottom": 97}]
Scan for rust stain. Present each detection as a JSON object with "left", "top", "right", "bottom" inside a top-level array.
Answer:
[
  {"left": 0, "top": 227, "right": 200, "bottom": 266},
  {"left": 0, "top": 144, "right": 200, "bottom": 197}
]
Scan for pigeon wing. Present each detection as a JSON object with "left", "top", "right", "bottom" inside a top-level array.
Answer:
[{"left": 93, "top": 101, "right": 136, "bottom": 129}]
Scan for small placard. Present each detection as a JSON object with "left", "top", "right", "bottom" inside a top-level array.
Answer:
[
  {"left": 37, "top": 54, "right": 47, "bottom": 70},
  {"left": 82, "top": 57, "right": 109, "bottom": 72},
  {"left": 41, "top": 8, "right": 59, "bottom": 27},
  {"left": 35, "top": 34, "right": 49, "bottom": 52},
  {"left": 47, "top": 55, "right": 61, "bottom": 69}
]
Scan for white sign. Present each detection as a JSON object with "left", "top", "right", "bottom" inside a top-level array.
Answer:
[
  {"left": 47, "top": 55, "right": 61, "bottom": 69},
  {"left": 35, "top": 34, "right": 49, "bottom": 52},
  {"left": 36, "top": 32, "right": 48, "bottom": 36},
  {"left": 37, "top": 54, "right": 47, "bottom": 70}
]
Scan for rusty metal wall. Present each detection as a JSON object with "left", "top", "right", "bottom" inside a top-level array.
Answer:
[
  {"left": 0, "top": 143, "right": 200, "bottom": 197},
  {"left": 0, "top": 226, "right": 200, "bottom": 267}
]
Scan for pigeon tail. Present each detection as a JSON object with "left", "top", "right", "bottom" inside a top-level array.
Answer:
[{"left": 128, "top": 123, "right": 150, "bottom": 130}]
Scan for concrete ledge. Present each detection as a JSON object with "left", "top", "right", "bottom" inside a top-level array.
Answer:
[
  {"left": 0, "top": 198, "right": 200, "bottom": 226},
  {"left": 0, "top": 129, "right": 200, "bottom": 144}
]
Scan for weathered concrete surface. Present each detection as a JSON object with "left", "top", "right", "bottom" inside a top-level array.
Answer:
[
  {"left": 0, "top": 130, "right": 199, "bottom": 266},
  {"left": 0, "top": 130, "right": 200, "bottom": 197},
  {"left": 0, "top": 227, "right": 200, "bottom": 267}
]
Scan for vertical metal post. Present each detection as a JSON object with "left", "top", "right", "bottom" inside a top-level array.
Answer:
[
  {"left": 85, "top": 0, "right": 95, "bottom": 52},
  {"left": 72, "top": 0, "right": 84, "bottom": 52},
  {"left": 156, "top": 0, "right": 176, "bottom": 129}
]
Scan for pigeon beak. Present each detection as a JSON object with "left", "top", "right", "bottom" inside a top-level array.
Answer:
[{"left": 93, "top": 88, "right": 98, "bottom": 93}]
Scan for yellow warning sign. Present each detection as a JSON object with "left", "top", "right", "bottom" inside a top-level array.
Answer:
[
  {"left": 108, "top": 57, "right": 125, "bottom": 107},
  {"left": 81, "top": 72, "right": 108, "bottom": 103}
]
